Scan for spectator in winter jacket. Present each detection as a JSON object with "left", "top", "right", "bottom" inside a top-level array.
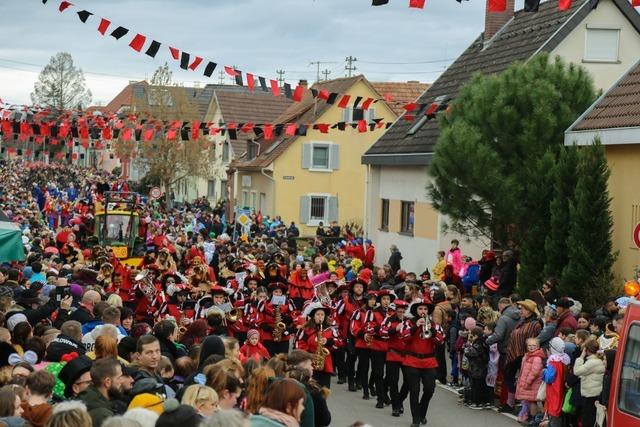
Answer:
[
  {"left": 433, "top": 251, "right": 447, "bottom": 278},
  {"left": 545, "top": 337, "right": 570, "bottom": 427},
  {"left": 464, "top": 327, "right": 489, "bottom": 409},
  {"left": 536, "top": 306, "right": 558, "bottom": 349},
  {"left": 541, "top": 278, "right": 560, "bottom": 305},
  {"left": 515, "top": 338, "right": 545, "bottom": 423},
  {"left": 574, "top": 339, "right": 606, "bottom": 427},
  {"left": 497, "top": 251, "right": 517, "bottom": 297},
  {"left": 388, "top": 245, "right": 402, "bottom": 274},
  {"left": 478, "top": 250, "right": 496, "bottom": 285},
  {"left": 554, "top": 297, "right": 578, "bottom": 336},
  {"left": 446, "top": 240, "right": 463, "bottom": 275},
  {"left": 240, "top": 329, "right": 270, "bottom": 362}
]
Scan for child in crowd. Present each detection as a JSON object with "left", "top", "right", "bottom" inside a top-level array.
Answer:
[
  {"left": 239, "top": 329, "right": 270, "bottom": 362},
  {"left": 515, "top": 338, "right": 545, "bottom": 425},
  {"left": 573, "top": 339, "right": 605, "bottom": 427},
  {"left": 463, "top": 326, "right": 488, "bottom": 409},
  {"left": 543, "top": 337, "right": 570, "bottom": 427},
  {"left": 483, "top": 321, "right": 499, "bottom": 406}
]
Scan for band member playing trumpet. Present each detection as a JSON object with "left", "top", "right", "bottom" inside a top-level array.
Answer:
[
  {"left": 349, "top": 290, "right": 378, "bottom": 400},
  {"left": 401, "top": 297, "right": 445, "bottom": 427},
  {"left": 295, "top": 302, "right": 343, "bottom": 389},
  {"left": 257, "top": 282, "right": 294, "bottom": 356},
  {"left": 367, "top": 289, "right": 395, "bottom": 409},
  {"left": 380, "top": 299, "right": 409, "bottom": 417}
]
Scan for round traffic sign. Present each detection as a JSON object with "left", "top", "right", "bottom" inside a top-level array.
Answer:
[
  {"left": 149, "top": 187, "right": 162, "bottom": 199},
  {"left": 634, "top": 223, "right": 640, "bottom": 249}
]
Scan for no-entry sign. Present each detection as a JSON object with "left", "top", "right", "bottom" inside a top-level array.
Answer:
[
  {"left": 149, "top": 187, "right": 162, "bottom": 199},
  {"left": 634, "top": 223, "right": 640, "bottom": 249}
]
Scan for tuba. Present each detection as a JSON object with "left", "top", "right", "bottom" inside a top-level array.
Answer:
[
  {"left": 273, "top": 304, "right": 286, "bottom": 342},
  {"left": 226, "top": 307, "right": 243, "bottom": 324},
  {"left": 312, "top": 325, "right": 331, "bottom": 371},
  {"left": 420, "top": 314, "right": 432, "bottom": 339},
  {"left": 315, "top": 282, "right": 332, "bottom": 306}
]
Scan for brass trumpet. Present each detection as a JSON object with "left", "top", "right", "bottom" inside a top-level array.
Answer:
[{"left": 226, "top": 308, "right": 243, "bottom": 324}]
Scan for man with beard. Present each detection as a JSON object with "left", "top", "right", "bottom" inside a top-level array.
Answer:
[{"left": 79, "top": 357, "right": 124, "bottom": 427}]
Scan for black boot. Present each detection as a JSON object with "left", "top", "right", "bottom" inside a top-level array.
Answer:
[
  {"left": 420, "top": 417, "right": 427, "bottom": 425},
  {"left": 375, "top": 401, "right": 384, "bottom": 409},
  {"left": 337, "top": 376, "right": 346, "bottom": 384},
  {"left": 391, "top": 408, "right": 401, "bottom": 417},
  {"left": 348, "top": 383, "right": 357, "bottom": 392},
  {"left": 399, "top": 407, "right": 404, "bottom": 414},
  {"left": 363, "top": 393, "right": 370, "bottom": 400}
]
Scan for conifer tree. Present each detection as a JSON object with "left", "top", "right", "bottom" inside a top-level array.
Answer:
[{"left": 562, "top": 140, "right": 616, "bottom": 307}]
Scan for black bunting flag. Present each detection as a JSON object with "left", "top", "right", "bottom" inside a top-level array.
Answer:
[
  {"left": 203, "top": 61, "right": 217, "bottom": 77},
  {"left": 258, "top": 77, "right": 268, "bottom": 92},
  {"left": 283, "top": 83, "right": 293, "bottom": 99},
  {"left": 372, "top": 0, "right": 390, "bottom": 4},
  {"left": 145, "top": 40, "right": 161, "bottom": 58},
  {"left": 326, "top": 93, "right": 338, "bottom": 105},
  {"left": 180, "top": 52, "right": 190, "bottom": 70},
  {"left": 353, "top": 96, "right": 363, "bottom": 109},
  {"left": 524, "top": 0, "right": 541, "bottom": 11},
  {"left": 110, "top": 26, "right": 129, "bottom": 40},
  {"left": 77, "top": 10, "right": 93, "bottom": 23},
  {"left": 235, "top": 71, "right": 243, "bottom": 86}
]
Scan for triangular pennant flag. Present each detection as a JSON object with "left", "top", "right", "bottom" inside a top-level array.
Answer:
[
  {"left": 97, "top": 18, "right": 111, "bottom": 35},
  {"left": 409, "top": 0, "right": 426, "bottom": 8},
  {"left": 558, "top": 0, "right": 572, "bottom": 10},
  {"left": 203, "top": 61, "right": 217, "bottom": 77},
  {"left": 293, "top": 85, "right": 304, "bottom": 102},
  {"left": 524, "top": 0, "right": 540, "bottom": 12},
  {"left": 270, "top": 80, "right": 280, "bottom": 97},
  {"left": 110, "top": 26, "right": 129, "bottom": 40},
  {"left": 372, "top": 0, "right": 390, "bottom": 5},
  {"left": 426, "top": 102, "right": 439, "bottom": 117},
  {"left": 247, "top": 73, "right": 255, "bottom": 91},
  {"left": 180, "top": 52, "right": 190, "bottom": 70},
  {"left": 59, "top": 1, "right": 72, "bottom": 12},
  {"left": 337, "top": 95, "right": 351, "bottom": 109},
  {"left": 189, "top": 56, "right": 203, "bottom": 71},
  {"left": 316, "top": 124, "right": 330, "bottom": 134},
  {"left": 169, "top": 47, "right": 180, "bottom": 60},
  {"left": 258, "top": 77, "right": 268, "bottom": 92},
  {"left": 76, "top": 10, "right": 92, "bottom": 23},
  {"left": 283, "top": 83, "right": 293, "bottom": 99},
  {"left": 145, "top": 40, "right": 161, "bottom": 58},
  {"left": 129, "top": 34, "right": 146, "bottom": 52}
]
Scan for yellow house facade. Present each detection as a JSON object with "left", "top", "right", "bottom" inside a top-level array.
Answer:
[
  {"left": 565, "top": 60, "right": 640, "bottom": 282},
  {"left": 229, "top": 76, "right": 426, "bottom": 236}
]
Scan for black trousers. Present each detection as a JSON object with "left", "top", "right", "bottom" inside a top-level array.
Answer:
[
  {"left": 333, "top": 347, "right": 347, "bottom": 379},
  {"left": 313, "top": 371, "right": 332, "bottom": 389},
  {"left": 346, "top": 340, "right": 358, "bottom": 387},
  {"left": 386, "top": 361, "right": 408, "bottom": 410},
  {"left": 371, "top": 350, "right": 387, "bottom": 404},
  {"left": 356, "top": 348, "right": 372, "bottom": 395},
  {"left": 470, "top": 377, "right": 487, "bottom": 404},
  {"left": 581, "top": 396, "right": 597, "bottom": 427},
  {"left": 504, "top": 356, "right": 522, "bottom": 393},
  {"left": 405, "top": 366, "right": 436, "bottom": 424},
  {"left": 264, "top": 339, "right": 289, "bottom": 356},
  {"left": 435, "top": 343, "right": 447, "bottom": 384}
]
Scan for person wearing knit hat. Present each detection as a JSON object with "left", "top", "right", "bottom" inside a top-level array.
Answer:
[
  {"left": 155, "top": 399, "right": 201, "bottom": 427},
  {"left": 6, "top": 312, "right": 28, "bottom": 332},
  {"left": 545, "top": 337, "right": 570, "bottom": 425},
  {"left": 128, "top": 393, "right": 165, "bottom": 415},
  {"left": 239, "top": 329, "right": 270, "bottom": 361}
]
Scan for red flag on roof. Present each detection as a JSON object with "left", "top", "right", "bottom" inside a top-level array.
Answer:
[
  {"left": 316, "top": 124, "right": 330, "bottom": 134},
  {"left": 488, "top": 0, "right": 507, "bottom": 12},
  {"left": 361, "top": 98, "right": 374, "bottom": 110},
  {"left": 264, "top": 124, "right": 274, "bottom": 140},
  {"left": 270, "top": 80, "right": 280, "bottom": 97},
  {"left": 633, "top": 0, "right": 640, "bottom": 7},
  {"left": 285, "top": 124, "right": 297, "bottom": 137},
  {"left": 292, "top": 85, "right": 304, "bottom": 102},
  {"left": 358, "top": 120, "right": 367, "bottom": 133},
  {"left": 403, "top": 102, "right": 418, "bottom": 112},
  {"left": 318, "top": 90, "right": 330, "bottom": 101},
  {"left": 247, "top": 74, "right": 255, "bottom": 91},
  {"left": 338, "top": 95, "right": 351, "bottom": 109},
  {"left": 224, "top": 66, "right": 240, "bottom": 77},
  {"left": 558, "top": 0, "right": 572, "bottom": 10}
]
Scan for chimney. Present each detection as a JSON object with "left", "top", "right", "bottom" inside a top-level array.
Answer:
[
  {"left": 484, "top": 0, "right": 515, "bottom": 41},
  {"left": 298, "top": 79, "right": 308, "bottom": 88}
]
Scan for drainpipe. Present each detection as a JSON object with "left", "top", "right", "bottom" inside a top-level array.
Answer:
[{"left": 364, "top": 163, "right": 370, "bottom": 241}]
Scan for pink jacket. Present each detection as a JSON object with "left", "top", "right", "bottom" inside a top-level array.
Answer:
[
  {"left": 515, "top": 348, "right": 545, "bottom": 401},
  {"left": 446, "top": 248, "right": 463, "bottom": 275}
]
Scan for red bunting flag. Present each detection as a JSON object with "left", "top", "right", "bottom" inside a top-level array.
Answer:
[
  {"left": 224, "top": 66, "right": 240, "bottom": 77},
  {"left": 247, "top": 73, "right": 255, "bottom": 91},
  {"left": 358, "top": 120, "right": 367, "bottom": 133},
  {"left": 488, "top": 0, "right": 507, "bottom": 12},
  {"left": 169, "top": 47, "right": 180, "bottom": 60},
  {"left": 192, "top": 122, "right": 200, "bottom": 140},
  {"left": 143, "top": 129, "right": 154, "bottom": 141},
  {"left": 264, "top": 124, "right": 274, "bottom": 140},
  {"left": 167, "top": 129, "right": 177, "bottom": 140},
  {"left": 189, "top": 56, "right": 203, "bottom": 70},
  {"left": 102, "top": 127, "right": 111, "bottom": 140},
  {"left": 59, "top": 1, "right": 73, "bottom": 12},
  {"left": 121, "top": 128, "right": 132, "bottom": 141},
  {"left": 71, "top": 153, "right": 78, "bottom": 160},
  {"left": 129, "top": 34, "right": 146, "bottom": 52},
  {"left": 633, "top": 0, "right": 640, "bottom": 6},
  {"left": 292, "top": 85, "right": 304, "bottom": 102},
  {"left": 316, "top": 124, "right": 330, "bottom": 134},
  {"left": 285, "top": 124, "right": 297, "bottom": 137},
  {"left": 240, "top": 123, "right": 254, "bottom": 133},
  {"left": 426, "top": 102, "right": 439, "bottom": 116},
  {"left": 97, "top": 18, "right": 111, "bottom": 35},
  {"left": 558, "top": 0, "right": 572, "bottom": 10},
  {"left": 318, "top": 90, "right": 330, "bottom": 101},
  {"left": 403, "top": 102, "right": 418, "bottom": 112},
  {"left": 338, "top": 95, "right": 351, "bottom": 109},
  {"left": 361, "top": 98, "right": 374, "bottom": 110},
  {"left": 270, "top": 80, "right": 280, "bottom": 97},
  {"left": 409, "top": 0, "right": 426, "bottom": 8}
]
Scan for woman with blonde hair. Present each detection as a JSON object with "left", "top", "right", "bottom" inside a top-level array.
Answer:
[
  {"left": 106, "top": 294, "right": 123, "bottom": 308},
  {"left": 181, "top": 384, "right": 219, "bottom": 419},
  {"left": 245, "top": 366, "right": 275, "bottom": 414},
  {"left": 45, "top": 401, "right": 92, "bottom": 427}
]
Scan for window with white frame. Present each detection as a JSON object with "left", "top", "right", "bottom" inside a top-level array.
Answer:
[
  {"left": 242, "top": 190, "right": 249, "bottom": 209},
  {"left": 310, "top": 196, "right": 327, "bottom": 220},
  {"left": 343, "top": 107, "right": 376, "bottom": 124},
  {"left": 312, "top": 145, "right": 330, "bottom": 169},
  {"left": 585, "top": 27, "right": 620, "bottom": 62},
  {"left": 207, "top": 180, "right": 216, "bottom": 197}
]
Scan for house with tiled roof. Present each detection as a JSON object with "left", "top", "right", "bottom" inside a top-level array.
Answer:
[
  {"left": 228, "top": 77, "right": 426, "bottom": 235},
  {"left": 362, "top": 0, "right": 640, "bottom": 274},
  {"left": 565, "top": 59, "right": 640, "bottom": 280}
]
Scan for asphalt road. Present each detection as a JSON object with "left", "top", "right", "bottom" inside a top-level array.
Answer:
[{"left": 327, "top": 381, "right": 519, "bottom": 427}]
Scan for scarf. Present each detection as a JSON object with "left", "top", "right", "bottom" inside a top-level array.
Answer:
[
  {"left": 258, "top": 407, "right": 300, "bottom": 427},
  {"left": 548, "top": 353, "right": 570, "bottom": 365}
]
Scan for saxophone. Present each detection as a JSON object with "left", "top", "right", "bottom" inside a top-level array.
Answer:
[
  {"left": 420, "top": 314, "right": 432, "bottom": 339},
  {"left": 312, "top": 325, "right": 331, "bottom": 371},
  {"left": 273, "top": 304, "right": 286, "bottom": 342}
]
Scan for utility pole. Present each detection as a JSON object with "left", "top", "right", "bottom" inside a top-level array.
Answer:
[
  {"left": 310, "top": 61, "right": 322, "bottom": 82},
  {"left": 276, "top": 69, "right": 286, "bottom": 86},
  {"left": 345, "top": 56, "right": 357, "bottom": 77},
  {"left": 218, "top": 70, "right": 225, "bottom": 85},
  {"left": 321, "top": 69, "right": 331, "bottom": 81}
]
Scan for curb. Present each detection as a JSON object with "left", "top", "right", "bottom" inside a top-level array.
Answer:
[{"left": 436, "top": 383, "right": 520, "bottom": 422}]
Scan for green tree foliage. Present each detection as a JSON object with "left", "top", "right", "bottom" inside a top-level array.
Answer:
[
  {"left": 562, "top": 140, "right": 616, "bottom": 308},
  {"left": 429, "top": 54, "right": 596, "bottom": 288},
  {"left": 544, "top": 145, "right": 579, "bottom": 284},
  {"left": 31, "top": 52, "right": 92, "bottom": 110}
]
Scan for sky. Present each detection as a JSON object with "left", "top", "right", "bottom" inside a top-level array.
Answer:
[{"left": 0, "top": 0, "right": 523, "bottom": 106}]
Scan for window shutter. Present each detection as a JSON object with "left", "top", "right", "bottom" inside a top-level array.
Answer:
[
  {"left": 300, "top": 196, "right": 310, "bottom": 223},
  {"left": 301, "top": 143, "right": 311, "bottom": 169},
  {"left": 329, "top": 144, "right": 340, "bottom": 170},
  {"left": 343, "top": 107, "right": 352, "bottom": 123},
  {"left": 327, "top": 196, "right": 338, "bottom": 222},
  {"left": 367, "top": 108, "right": 376, "bottom": 123}
]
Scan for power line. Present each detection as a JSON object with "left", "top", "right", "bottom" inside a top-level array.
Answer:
[
  {"left": 358, "top": 57, "right": 455, "bottom": 65},
  {"left": 276, "top": 69, "right": 285, "bottom": 86}
]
